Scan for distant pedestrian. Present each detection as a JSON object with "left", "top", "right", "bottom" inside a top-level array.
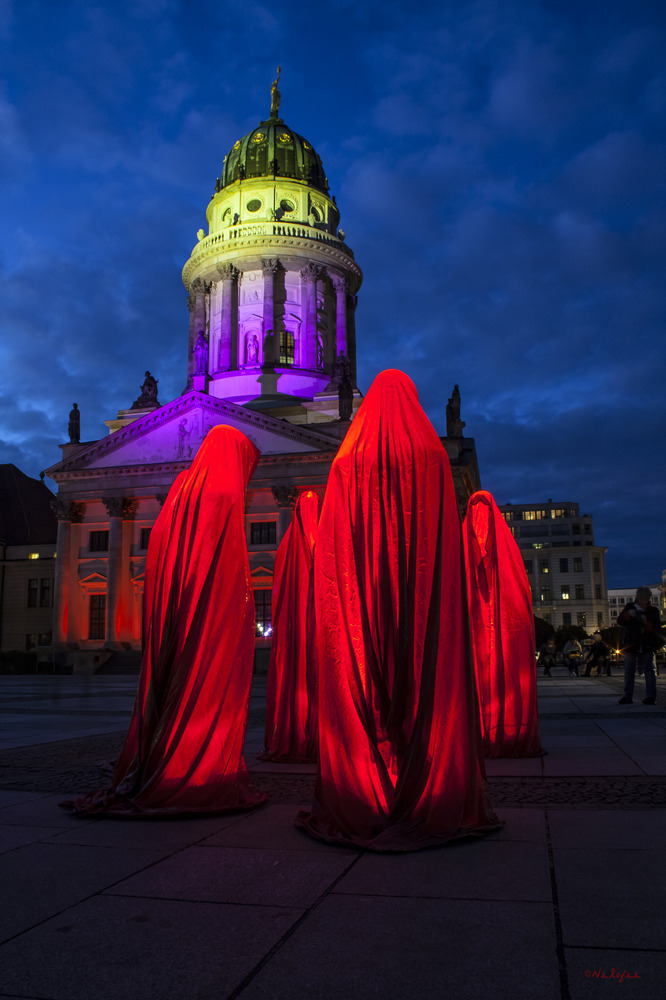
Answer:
[
  {"left": 583, "top": 633, "right": 611, "bottom": 677},
  {"left": 563, "top": 637, "right": 583, "bottom": 676},
  {"left": 537, "top": 638, "right": 557, "bottom": 676},
  {"left": 617, "top": 588, "right": 663, "bottom": 705}
]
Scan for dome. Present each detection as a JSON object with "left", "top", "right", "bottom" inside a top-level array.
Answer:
[{"left": 218, "top": 113, "right": 329, "bottom": 195}]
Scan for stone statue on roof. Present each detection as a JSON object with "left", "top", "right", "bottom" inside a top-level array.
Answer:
[
  {"left": 68, "top": 403, "right": 80, "bottom": 444},
  {"left": 446, "top": 384, "right": 465, "bottom": 437},
  {"left": 131, "top": 371, "right": 160, "bottom": 409},
  {"left": 270, "top": 66, "right": 281, "bottom": 116},
  {"left": 193, "top": 331, "right": 208, "bottom": 374}
]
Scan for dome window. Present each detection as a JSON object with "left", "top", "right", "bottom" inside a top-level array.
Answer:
[
  {"left": 246, "top": 199, "right": 262, "bottom": 213},
  {"left": 280, "top": 199, "right": 295, "bottom": 213},
  {"left": 252, "top": 132, "right": 266, "bottom": 143},
  {"left": 278, "top": 132, "right": 292, "bottom": 144}
]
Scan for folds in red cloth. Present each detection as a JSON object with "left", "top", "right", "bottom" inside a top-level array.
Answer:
[
  {"left": 69, "top": 425, "right": 266, "bottom": 816},
  {"left": 262, "top": 490, "right": 320, "bottom": 762},
  {"left": 463, "top": 490, "right": 544, "bottom": 758},
  {"left": 296, "top": 370, "right": 500, "bottom": 851}
]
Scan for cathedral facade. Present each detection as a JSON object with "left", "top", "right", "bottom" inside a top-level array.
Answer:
[{"left": 45, "top": 87, "right": 480, "bottom": 673}]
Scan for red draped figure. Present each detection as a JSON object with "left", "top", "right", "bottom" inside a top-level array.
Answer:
[
  {"left": 296, "top": 370, "right": 500, "bottom": 851},
  {"left": 262, "top": 489, "right": 320, "bottom": 762},
  {"left": 69, "top": 425, "right": 266, "bottom": 815},
  {"left": 463, "top": 490, "right": 543, "bottom": 758}
]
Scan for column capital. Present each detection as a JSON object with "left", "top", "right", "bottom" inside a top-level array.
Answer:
[
  {"left": 271, "top": 486, "right": 299, "bottom": 510},
  {"left": 300, "top": 262, "right": 320, "bottom": 283},
  {"left": 52, "top": 499, "right": 85, "bottom": 523},
  {"left": 190, "top": 278, "right": 204, "bottom": 293},
  {"left": 121, "top": 499, "right": 139, "bottom": 520},
  {"left": 262, "top": 258, "right": 281, "bottom": 276},
  {"left": 216, "top": 262, "right": 239, "bottom": 282},
  {"left": 102, "top": 497, "right": 140, "bottom": 519},
  {"left": 331, "top": 274, "right": 348, "bottom": 294}
]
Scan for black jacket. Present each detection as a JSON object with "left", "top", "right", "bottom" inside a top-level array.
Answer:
[{"left": 617, "top": 602, "right": 663, "bottom": 653}]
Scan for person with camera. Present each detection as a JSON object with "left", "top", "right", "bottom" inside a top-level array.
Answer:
[{"left": 617, "top": 587, "right": 662, "bottom": 705}]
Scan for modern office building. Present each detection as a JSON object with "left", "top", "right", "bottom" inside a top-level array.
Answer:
[{"left": 499, "top": 500, "right": 609, "bottom": 632}]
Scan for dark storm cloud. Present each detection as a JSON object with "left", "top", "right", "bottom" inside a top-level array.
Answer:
[{"left": 0, "top": 0, "right": 664, "bottom": 584}]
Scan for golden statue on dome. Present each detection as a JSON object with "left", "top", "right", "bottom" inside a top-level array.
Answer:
[{"left": 270, "top": 66, "right": 281, "bottom": 116}]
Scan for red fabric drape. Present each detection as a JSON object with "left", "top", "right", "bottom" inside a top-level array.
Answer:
[
  {"left": 262, "top": 490, "right": 320, "bottom": 762},
  {"left": 296, "top": 370, "right": 500, "bottom": 851},
  {"left": 70, "top": 425, "right": 266, "bottom": 816},
  {"left": 463, "top": 490, "right": 543, "bottom": 758}
]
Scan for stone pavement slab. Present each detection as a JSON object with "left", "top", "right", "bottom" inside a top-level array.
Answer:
[
  {"left": 541, "top": 748, "right": 644, "bottom": 776},
  {"left": 548, "top": 808, "right": 666, "bottom": 850},
  {"left": 0, "top": 840, "right": 168, "bottom": 944},
  {"left": 332, "top": 837, "right": 552, "bottom": 902},
  {"left": 553, "top": 846, "right": 665, "bottom": 950},
  {"left": 237, "top": 894, "right": 561, "bottom": 1000},
  {"left": 0, "top": 894, "right": 303, "bottom": 1000},
  {"left": 538, "top": 720, "right": 614, "bottom": 748},
  {"left": 0, "top": 791, "right": 99, "bottom": 828},
  {"left": 44, "top": 811, "right": 249, "bottom": 852},
  {"left": 199, "top": 802, "right": 350, "bottom": 852},
  {"left": 0, "top": 821, "right": 68, "bottom": 853},
  {"left": 105, "top": 843, "right": 359, "bottom": 908}
]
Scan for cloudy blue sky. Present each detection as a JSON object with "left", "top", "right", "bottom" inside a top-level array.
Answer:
[{"left": 1, "top": 0, "right": 664, "bottom": 587}]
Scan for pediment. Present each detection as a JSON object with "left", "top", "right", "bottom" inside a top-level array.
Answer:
[{"left": 45, "top": 391, "right": 338, "bottom": 475}]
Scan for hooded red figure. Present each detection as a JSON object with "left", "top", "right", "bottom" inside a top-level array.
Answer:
[
  {"left": 262, "top": 489, "right": 320, "bottom": 762},
  {"left": 463, "top": 490, "right": 543, "bottom": 758},
  {"left": 296, "top": 370, "right": 500, "bottom": 851},
  {"left": 69, "top": 424, "right": 266, "bottom": 815}
]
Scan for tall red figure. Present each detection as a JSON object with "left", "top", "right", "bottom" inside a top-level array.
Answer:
[
  {"left": 296, "top": 370, "right": 500, "bottom": 850},
  {"left": 463, "top": 490, "right": 543, "bottom": 758},
  {"left": 262, "top": 489, "right": 320, "bottom": 762},
  {"left": 70, "top": 425, "right": 266, "bottom": 815}
]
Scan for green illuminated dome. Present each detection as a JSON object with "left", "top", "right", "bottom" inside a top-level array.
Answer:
[{"left": 218, "top": 112, "right": 329, "bottom": 195}]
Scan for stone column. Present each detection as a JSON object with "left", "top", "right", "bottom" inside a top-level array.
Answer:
[
  {"left": 271, "top": 486, "right": 299, "bottom": 540},
  {"left": 103, "top": 498, "right": 125, "bottom": 648},
  {"left": 216, "top": 263, "right": 238, "bottom": 371},
  {"left": 187, "top": 279, "right": 208, "bottom": 382},
  {"left": 332, "top": 274, "right": 348, "bottom": 360},
  {"left": 53, "top": 502, "right": 72, "bottom": 648},
  {"left": 66, "top": 507, "right": 84, "bottom": 645},
  {"left": 53, "top": 500, "right": 84, "bottom": 652},
  {"left": 262, "top": 259, "right": 280, "bottom": 359},
  {"left": 120, "top": 499, "right": 138, "bottom": 642},
  {"left": 299, "top": 263, "right": 319, "bottom": 370}
]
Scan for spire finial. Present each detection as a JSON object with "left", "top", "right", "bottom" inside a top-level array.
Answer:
[{"left": 270, "top": 66, "right": 281, "bottom": 118}]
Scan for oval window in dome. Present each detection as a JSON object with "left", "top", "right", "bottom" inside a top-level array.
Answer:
[
  {"left": 303, "top": 141, "right": 312, "bottom": 150},
  {"left": 232, "top": 140, "right": 241, "bottom": 151},
  {"left": 280, "top": 199, "right": 295, "bottom": 213},
  {"left": 252, "top": 132, "right": 265, "bottom": 144},
  {"left": 246, "top": 199, "right": 262, "bottom": 213},
  {"left": 278, "top": 132, "right": 292, "bottom": 144}
]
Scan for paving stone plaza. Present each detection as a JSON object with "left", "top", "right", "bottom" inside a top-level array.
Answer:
[{"left": 1, "top": 669, "right": 664, "bottom": 999}]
